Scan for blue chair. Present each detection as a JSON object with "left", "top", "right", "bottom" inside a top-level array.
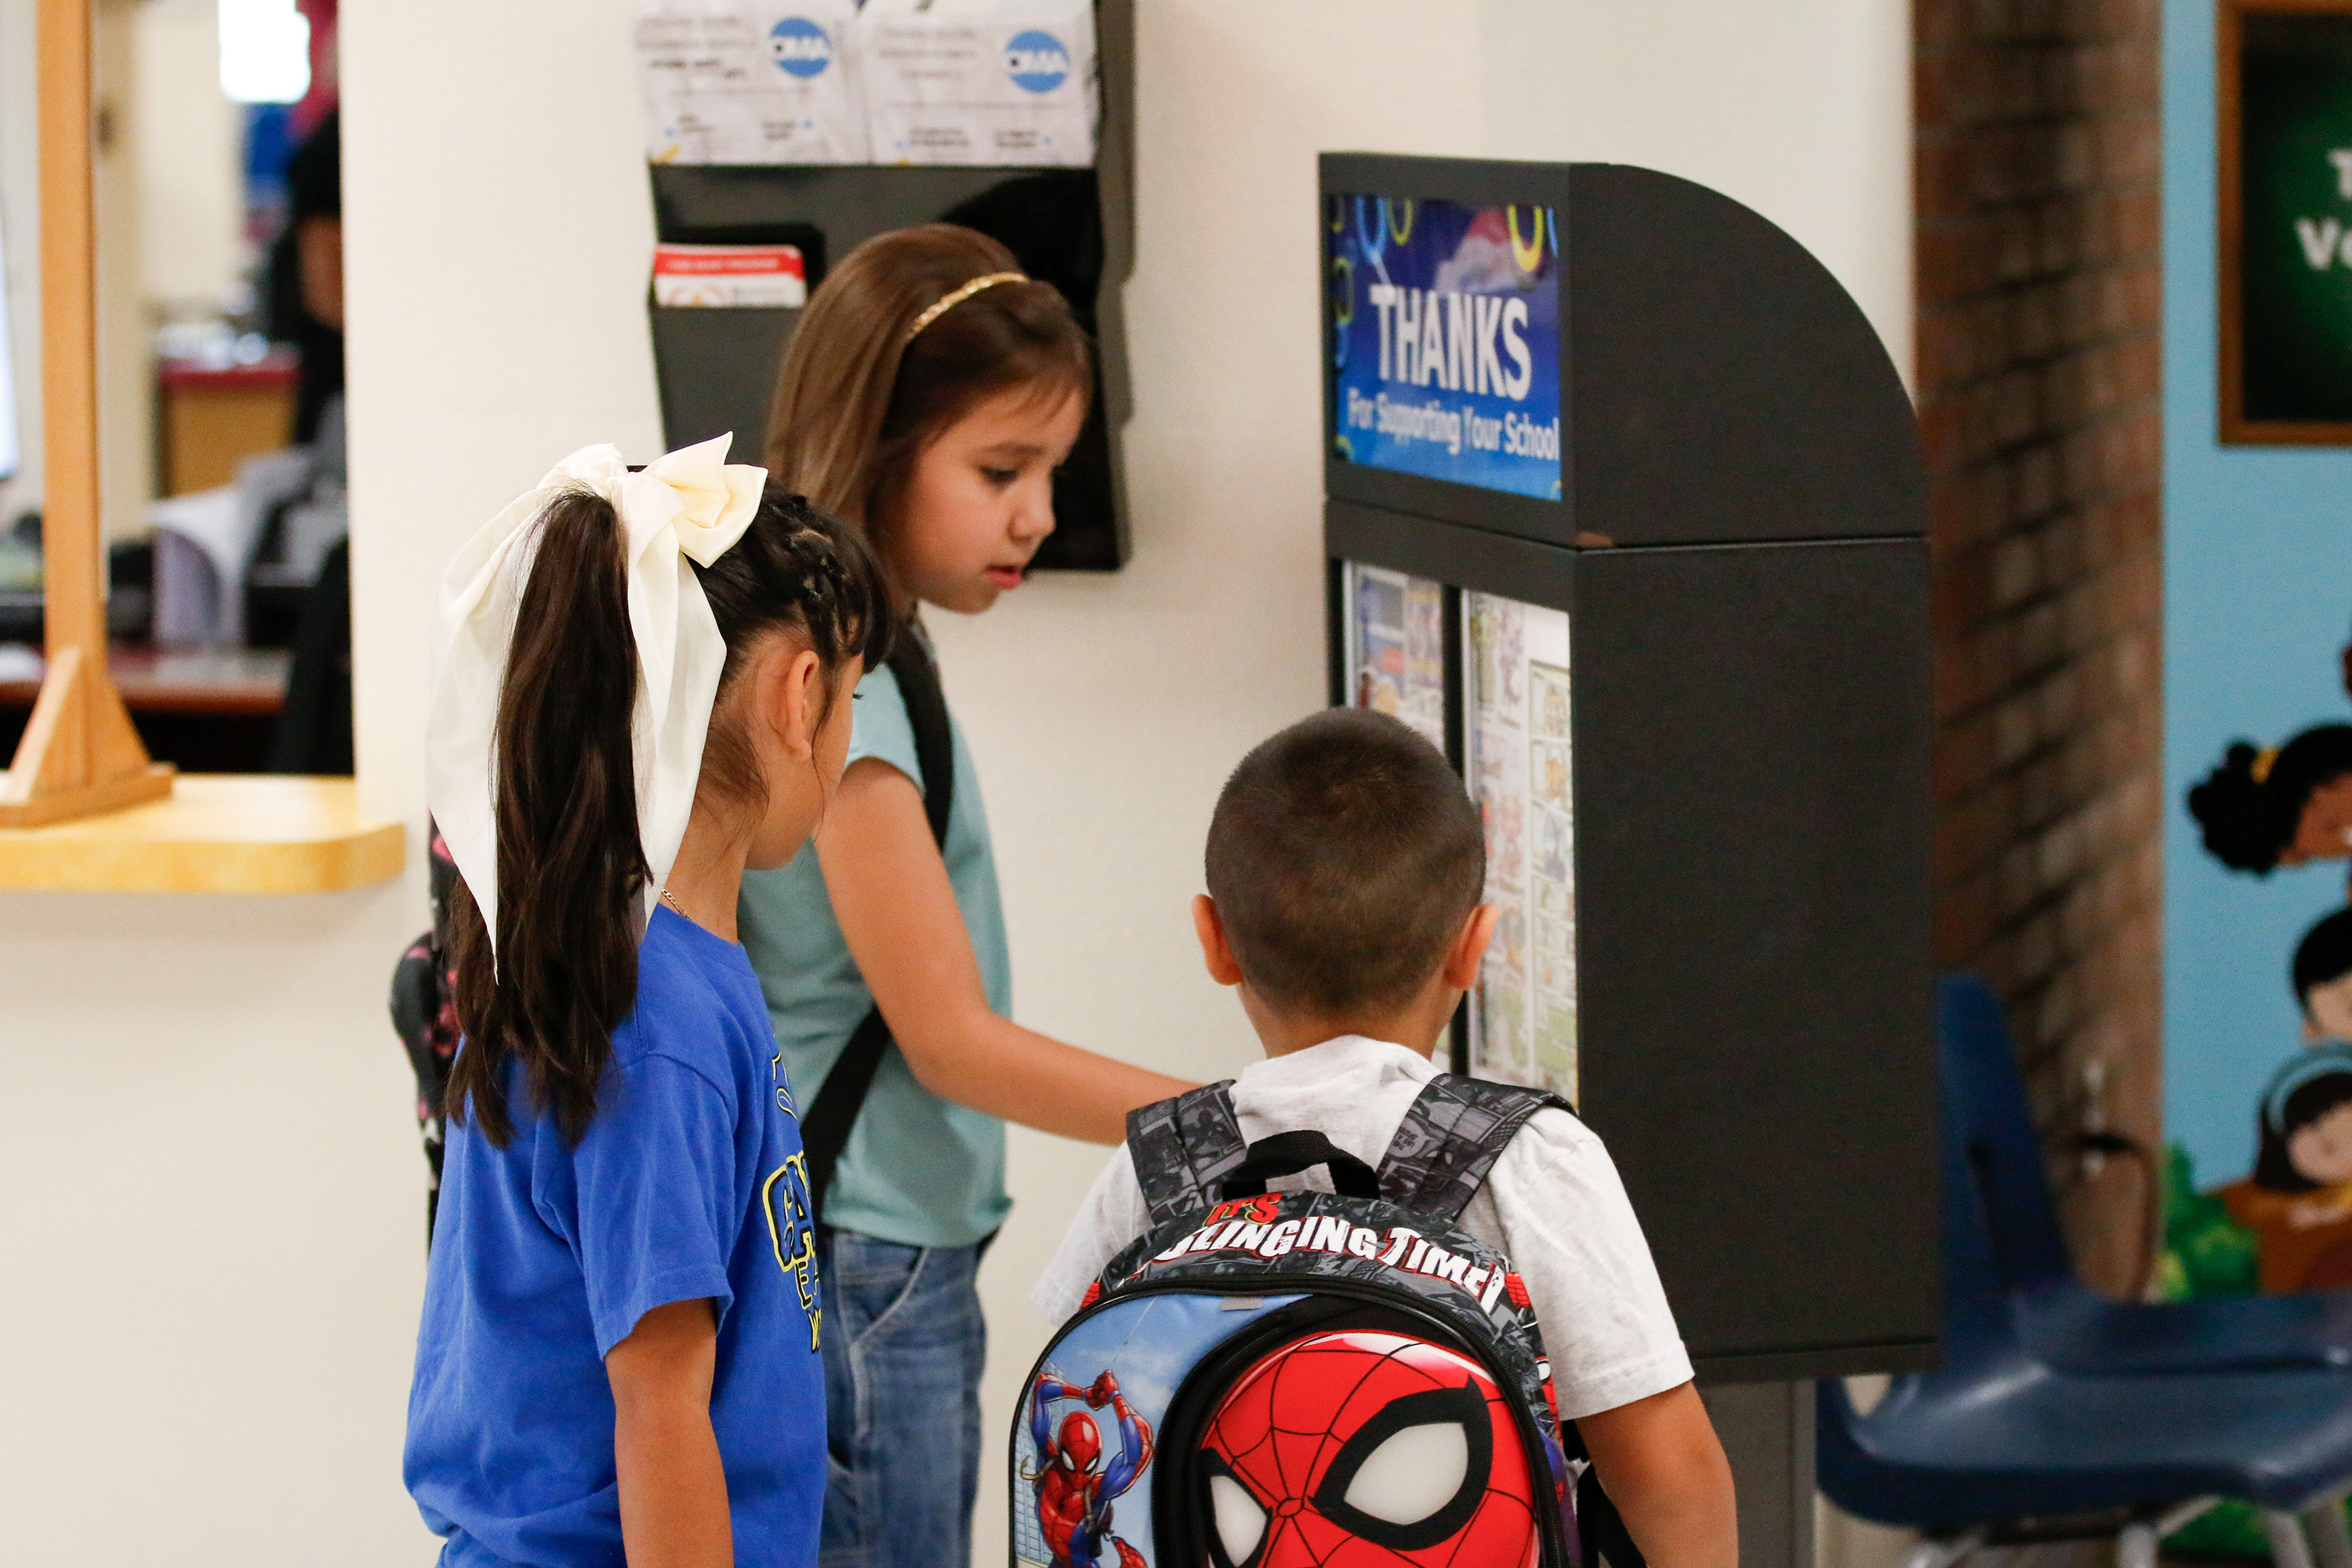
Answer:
[
  {"left": 1939, "top": 975, "right": 2352, "bottom": 1376},
  {"left": 1817, "top": 976, "right": 2352, "bottom": 1568}
]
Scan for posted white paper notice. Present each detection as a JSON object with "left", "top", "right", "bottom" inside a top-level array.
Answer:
[
  {"left": 638, "top": 0, "right": 869, "bottom": 165},
  {"left": 1465, "top": 590, "right": 1576, "bottom": 1102},
  {"left": 1344, "top": 563, "right": 1446, "bottom": 755},
  {"left": 861, "top": 1, "right": 1097, "bottom": 166}
]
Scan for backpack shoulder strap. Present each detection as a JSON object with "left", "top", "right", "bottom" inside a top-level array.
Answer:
[
  {"left": 885, "top": 633, "right": 956, "bottom": 846},
  {"left": 1377, "top": 1073, "right": 1578, "bottom": 1221},
  {"left": 800, "top": 634, "right": 955, "bottom": 1227},
  {"left": 1125, "top": 1080, "right": 1250, "bottom": 1228}
]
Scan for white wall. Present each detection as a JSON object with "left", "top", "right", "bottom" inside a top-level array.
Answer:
[
  {"left": 135, "top": 0, "right": 246, "bottom": 316},
  {"left": 0, "top": 887, "right": 430, "bottom": 1561},
  {"left": 340, "top": 0, "right": 664, "bottom": 824},
  {"left": 0, "top": 2, "right": 1909, "bottom": 1563},
  {"left": 1480, "top": 0, "right": 1912, "bottom": 383}
]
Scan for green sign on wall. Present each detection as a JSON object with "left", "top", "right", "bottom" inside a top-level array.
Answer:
[{"left": 2223, "top": 1, "right": 2352, "bottom": 442}]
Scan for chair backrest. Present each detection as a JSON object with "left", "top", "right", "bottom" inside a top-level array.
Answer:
[
  {"left": 1933, "top": 1034, "right": 2028, "bottom": 1363},
  {"left": 1819, "top": 978, "right": 2053, "bottom": 1510},
  {"left": 1939, "top": 974, "right": 2077, "bottom": 1294},
  {"left": 1817, "top": 1129, "right": 2022, "bottom": 1514}
]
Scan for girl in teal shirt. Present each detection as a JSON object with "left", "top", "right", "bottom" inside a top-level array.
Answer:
[{"left": 741, "top": 224, "right": 1192, "bottom": 1566}]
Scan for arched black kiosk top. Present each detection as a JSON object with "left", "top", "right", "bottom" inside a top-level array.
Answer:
[
  {"left": 1322, "top": 153, "right": 1935, "bottom": 1382},
  {"left": 1322, "top": 154, "right": 1926, "bottom": 552}
]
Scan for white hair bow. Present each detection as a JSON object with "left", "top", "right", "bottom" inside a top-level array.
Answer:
[{"left": 425, "top": 434, "right": 767, "bottom": 949}]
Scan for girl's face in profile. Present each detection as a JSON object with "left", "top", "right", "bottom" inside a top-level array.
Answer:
[
  {"left": 881, "top": 382, "right": 1086, "bottom": 615},
  {"left": 2281, "top": 774, "right": 2352, "bottom": 866},
  {"left": 2289, "top": 1098, "right": 2352, "bottom": 1186}
]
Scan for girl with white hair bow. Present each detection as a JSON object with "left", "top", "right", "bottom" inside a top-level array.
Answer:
[{"left": 404, "top": 438, "right": 891, "bottom": 1568}]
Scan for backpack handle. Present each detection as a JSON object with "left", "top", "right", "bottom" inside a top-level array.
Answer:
[{"left": 1218, "top": 1131, "right": 1382, "bottom": 1200}]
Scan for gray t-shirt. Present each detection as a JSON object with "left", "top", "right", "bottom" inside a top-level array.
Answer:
[{"left": 737, "top": 661, "right": 1012, "bottom": 1248}]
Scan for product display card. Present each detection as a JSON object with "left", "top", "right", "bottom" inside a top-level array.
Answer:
[
  {"left": 1343, "top": 562, "right": 1446, "bottom": 756},
  {"left": 861, "top": 0, "right": 1096, "bottom": 167},
  {"left": 1463, "top": 590, "right": 1575, "bottom": 1100},
  {"left": 1327, "top": 194, "right": 1563, "bottom": 500},
  {"left": 652, "top": 243, "right": 809, "bottom": 307},
  {"left": 637, "top": 0, "right": 869, "bottom": 166}
]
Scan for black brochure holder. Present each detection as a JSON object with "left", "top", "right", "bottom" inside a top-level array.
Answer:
[{"left": 644, "top": 0, "right": 1133, "bottom": 571}]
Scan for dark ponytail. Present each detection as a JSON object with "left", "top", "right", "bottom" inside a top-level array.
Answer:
[
  {"left": 447, "top": 485, "right": 892, "bottom": 1147},
  {"left": 2187, "top": 725, "right": 2352, "bottom": 874}
]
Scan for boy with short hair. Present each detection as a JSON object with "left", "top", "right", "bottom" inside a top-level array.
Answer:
[
  {"left": 2296, "top": 909, "right": 2352, "bottom": 1045},
  {"left": 1034, "top": 708, "right": 1738, "bottom": 1568}
]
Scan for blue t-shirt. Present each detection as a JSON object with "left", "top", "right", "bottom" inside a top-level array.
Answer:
[
  {"left": 405, "top": 906, "right": 825, "bottom": 1567},
  {"left": 738, "top": 659, "right": 1013, "bottom": 1247}
]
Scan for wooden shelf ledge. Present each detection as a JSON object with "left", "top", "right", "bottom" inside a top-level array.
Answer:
[{"left": 0, "top": 774, "right": 404, "bottom": 893}]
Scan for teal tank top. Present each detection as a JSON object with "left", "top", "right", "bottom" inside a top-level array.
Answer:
[{"left": 736, "top": 661, "right": 1012, "bottom": 1248}]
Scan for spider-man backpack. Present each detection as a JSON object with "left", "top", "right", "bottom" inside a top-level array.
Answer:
[{"left": 1012, "top": 1074, "right": 1637, "bottom": 1568}]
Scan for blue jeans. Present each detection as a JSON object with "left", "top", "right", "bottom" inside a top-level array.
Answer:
[{"left": 818, "top": 1230, "right": 986, "bottom": 1568}]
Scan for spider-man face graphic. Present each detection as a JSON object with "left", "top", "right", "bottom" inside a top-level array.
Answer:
[
  {"left": 1056, "top": 1410, "right": 1105, "bottom": 1474},
  {"left": 1196, "top": 1330, "right": 1540, "bottom": 1568}
]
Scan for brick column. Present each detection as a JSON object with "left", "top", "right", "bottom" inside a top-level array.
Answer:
[{"left": 1915, "top": 0, "right": 2165, "bottom": 1295}]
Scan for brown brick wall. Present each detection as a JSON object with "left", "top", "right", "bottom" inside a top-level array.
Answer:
[{"left": 1915, "top": 0, "right": 2165, "bottom": 1295}]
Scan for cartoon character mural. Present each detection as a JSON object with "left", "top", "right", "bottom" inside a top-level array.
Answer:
[
  {"left": 2176, "top": 641, "right": 2352, "bottom": 1299},
  {"left": 2187, "top": 724, "right": 2352, "bottom": 884},
  {"left": 1027, "top": 1369, "right": 1155, "bottom": 1568},
  {"left": 2217, "top": 1045, "right": 2352, "bottom": 1294}
]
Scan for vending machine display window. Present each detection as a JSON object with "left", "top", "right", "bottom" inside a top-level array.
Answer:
[
  {"left": 1463, "top": 591, "right": 1575, "bottom": 1098},
  {"left": 1339, "top": 560, "right": 1576, "bottom": 1099},
  {"left": 1340, "top": 561, "right": 1446, "bottom": 754}
]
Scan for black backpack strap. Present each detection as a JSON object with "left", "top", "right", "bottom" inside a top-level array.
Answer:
[
  {"left": 1377, "top": 1073, "right": 1578, "bottom": 1221},
  {"left": 1125, "top": 1081, "right": 1250, "bottom": 1228},
  {"left": 391, "top": 820, "right": 463, "bottom": 1247},
  {"left": 800, "top": 633, "right": 956, "bottom": 1228},
  {"left": 1577, "top": 1465, "right": 1649, "bottom": 1568}
]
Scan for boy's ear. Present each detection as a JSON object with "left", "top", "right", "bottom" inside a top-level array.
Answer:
[
  {"left": 2306, "top": 1012, "right": 2326, "bottom": 1044},
  {"left": 1440, "top": 903, "right": 1499, "bottom": 992},
  {"left": 1193, "top": 895, "right": 1245, "bottom": 988}
]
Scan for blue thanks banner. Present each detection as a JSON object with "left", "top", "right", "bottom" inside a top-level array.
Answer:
[{"left": 1327, "top": 194, "right": 1562, "bottom": 501}]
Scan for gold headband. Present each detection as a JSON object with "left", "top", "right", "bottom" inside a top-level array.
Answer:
[
  {"left": 2254, "top": 746, "right": 2281, "bottom": 786},
  {"left": 906, "top": 271, "right": 1026, "bottom": 342}
]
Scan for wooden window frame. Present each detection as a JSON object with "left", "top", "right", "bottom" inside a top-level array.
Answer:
[{"left": 0, "top": 0, "right": 171, "bottom": 822}]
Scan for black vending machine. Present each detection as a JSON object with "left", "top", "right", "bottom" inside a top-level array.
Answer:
[{"left": 1321, "top": 154, "right": 1937, "bottom": 1383}]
